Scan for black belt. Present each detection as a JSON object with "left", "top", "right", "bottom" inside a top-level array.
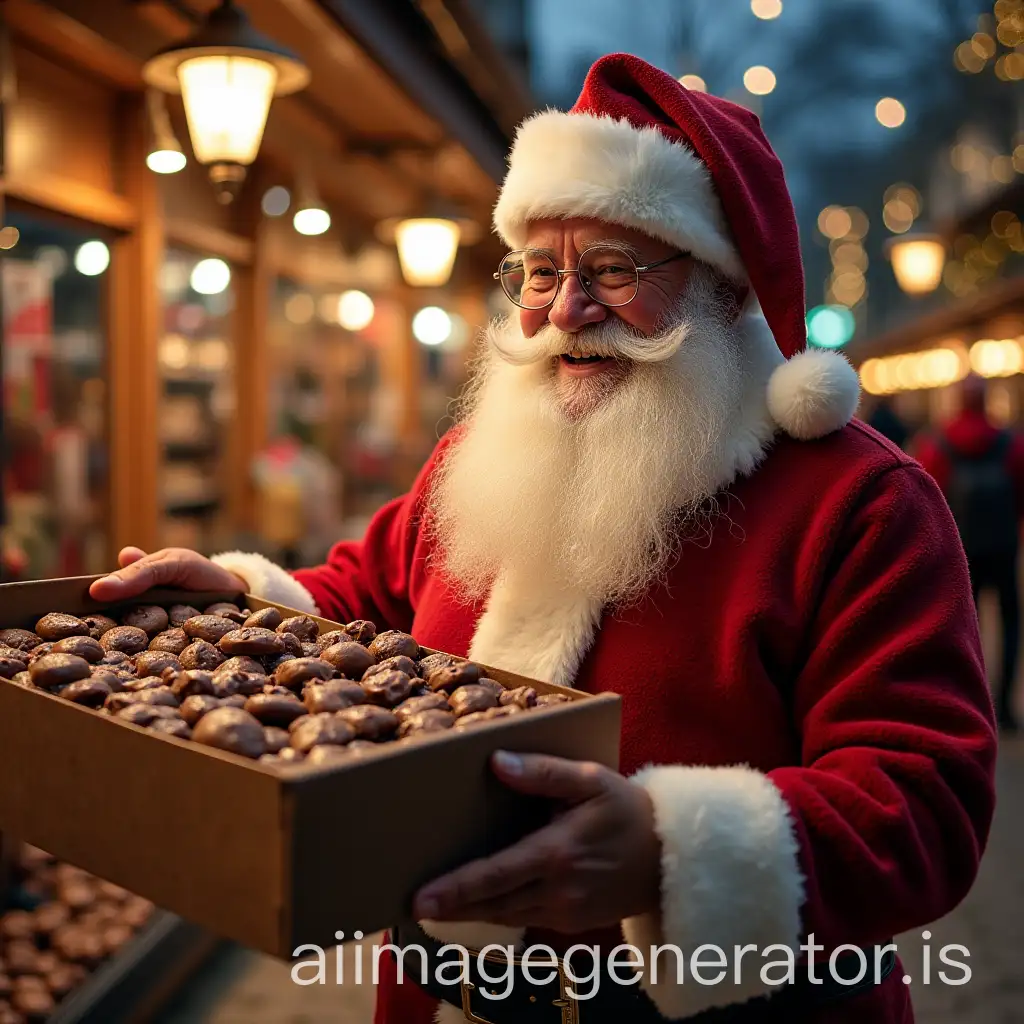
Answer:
[{"left": 390, "top": 921, "right": 896, "bottom": 1023}]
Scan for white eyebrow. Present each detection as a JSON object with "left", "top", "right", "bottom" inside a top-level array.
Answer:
[{"left": 586, "top": 238, "right": 644, "bottom": 260}]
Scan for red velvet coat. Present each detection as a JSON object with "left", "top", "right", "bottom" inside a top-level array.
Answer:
[{"left": 261, "top": 420, "right": 996, "bottom": 1023}]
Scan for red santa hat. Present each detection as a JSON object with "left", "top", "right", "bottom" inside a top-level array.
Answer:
[{"left": 493, "top": 53, "right": 859, "bottom": 441}]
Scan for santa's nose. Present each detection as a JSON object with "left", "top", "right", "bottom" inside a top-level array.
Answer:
[{"left": 546, "top": 273, "right": 607, "bottom": 334}]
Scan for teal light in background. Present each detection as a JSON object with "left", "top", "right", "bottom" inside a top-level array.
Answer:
[{"left": 806, "top": 305, "right": 855, "bottom": 349}]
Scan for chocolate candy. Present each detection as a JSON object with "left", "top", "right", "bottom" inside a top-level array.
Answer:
[
  {"left": 11, "top": 982, "right": 54, "bottom": 1019},
  {"left": 3, "top": 940, "right": 40, "bottom": 975},
  {"left": 220, "top": 693, "right": 247, "bottom": 709},
  {"left": 276, "top": 631, "right": 304, "bottom": 657},
  {"left": 344, "top": 619, "right": 376, "bottom": 645},
  {"left": 148, "top": 628, "right": 190, "bottom": 655},
  {"left": 361, "top": 670, "right": 413, "bottom": 708},
  {"left": 204, "top": 602, "right": 246, "bottom": 624},
  {"left": 0, "top": 911, "right": 35, "bottom": 942},
  {"left": 103, "top": 691, "right": 144, "bottom": 713},
  {"left": 535, "top": 693, "right": 571, "bottom": 706},
  {"left": 263, "top": 684, "right": 294, "bottom": 697},
  {"left": 117, "top": 703, "right": 180, "bottom": 727},
  {"left": 0, "top": 629, "right": 42, "bottom": 652},
  {"left": 305, "top": 744, "right": 351, "bottom": 767},
  {"left": 395, "top": 692, "right": 451, "bottom": 722},
  {"left": 263, "top": 652, "right": 296, "bottom": 673},
  {"left": 165, "top": 669, "right": 215, "bottom": 700},
  {"left": 450, "top": 684, "right": 500, "bottom": 718},
  {"left": 35, "top": 613, "right": 90, "bottom": 642},
  {"left": 122, "top": 605, "right": 169, "bottom": 636},
  {"left": 179, "top": 694, "right": 222, "bottom": 726},
  {"left": 135, "top": 651, "right": 181, "bottom": 677},
  {"left": 0, "top": 654, "right": 27, "bottom": 679},
  {"left": 427, "top": 662, "right": 483, "bottom": 693},
  {"left": 337, "top": 704, "right": 398, "bottom": 741},
  {"left": 29, "top": 653, "right": 92, "bottom": 690},
  {"left": 274, "top": 657, "right": 336, "bottom": 691},
  {"left": 499, "top": 685, "right": 537, "bottom": 709},
  {"left": 121, "top": 674, "right": 166, "bottom": 693},
  {"left": 100, "top": 626, "right": 149, "bottom": 655},
  {"left": 276, "top": 615, "right": 318, "bottom": 641},
  {"left": 192, "top": 706, "right": 266, "bottom": 759},
  {"left": 320, "top": 641, "right": 374, "bottom": 679},
  {"left": 418, "top": 652, "right": 456, "bottom": 676},
  {"left": 148, "top": 718, "right": 192, "bottom": 740},
  {"left": 61, "top": 678, "right": 112, "bottom": 707},
  {"left": 315, "top": 629, "right": 351, "bottom": 650},
  {"left": 363, "top": 655, "right": 418, "bottom": 680},
  {"left": 183, "top": 615, "right": 236, "bottom": 644},
  {"left": 244, "top": 606, "right": 282, "bottom": 630},
  {"left": 478, "top": 678, "right": 505, "bottom": 699},
  {"left": 32, "top": 902, "right": 70, "bottom": 934},
  {"left": 168, "top": 604, "right": 201, "bottom": 627},
  {"left": 102, "top": 922, "right": 135, "bottom": 955},
  {"left": 301, "top": 642, "right": 320, "bottom": 658},
  {"left": 368, "top": 630, "right": 419, "bottom": 661},
  {"left": 47, "top": 963, "right": 87, "bottom": 998},
  {"left": 179, "top": 640, "right": 225, "bottom": 671},
  {"left": 243, "top": 693, "right": 307, "bottom": 728},
  {"left": 263, "top": 726, "right": 290, "bottom": 753},
  {"left": 136, "top": 686, "right": 179, "bottom": 707},
  {"left": 26, "top": 642, "right": 55, "bottom": 663},
  {"left": 399, "top": 709, "right": 456, "bottom": 738},
  {"left": 219, "top": 627, "right": 284, "bottom": 656},
  {"left": 51, "top": 635, "right": 104, "bottom": 663},
  {"left": 302, "top": 681, "right": 361, "bottom": 714},
  {"left": 215, "top": 671, "right": 265, "bottom": 696},
  {"left": 290, "top": 713, "right": 356, "bottom": 753},
  {"left": 215, "top": 655, "right": 265, "bottom": 677},
  {"left": 454, "top": 706, "right": 520, "bottom": 728},
  {"left": 0, "top": 643, "right": 28, "bottom": 665},
  {"left": 82, "top": 613, "right": 118, "bottom": 639},
  {"left": 98, "top": 650, "right": 131, "bottom": 667}
]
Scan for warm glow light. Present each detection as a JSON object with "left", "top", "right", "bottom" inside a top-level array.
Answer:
[
  {"left": 395, "top": 218, "right": 461, "bottom": 287},
  {"left": 412, "top": 306, "right": 452, "bottom": 346},
  {"left": 190, "top": 257, "right": 231, "bottom": 295},
  {"left": 178, "top": 55, "right": 277, "bottom": 166},
  {"left": 970, "top": 338, "right": 1024, "bottom": 377},
  {"left": 679, "top": 74, "right": 707, "bottom": 92},
  {"left": 337, "top": 290, "right": 375, "bottom": 331},
  {"left": 860, "top": 345, "right": 969, "bottom": 395},
  {"left": 888, "top": 235, "right": 946, "bottom": 295},
  {"left": 875, "top": 98, "right": 906, "bottom": 128},
  {"left": 751, "top": 0, "right": 782, "bottom": 18},
  {"left": 293, "top": 206, "right": 331, "bottom": 236},
  {"left": 818, "top": 206, "right": 853, "bottom": 240},
  {"left": 284, "top": 293, "right": 314, "bottom": 325},
  {"left": 146, "top": 148, "right": 186, "bottom": 174},
  {"left": 0, "top": 227, "right": 20, "bottom": 250},
  {"left": 743, "top": 65, "right": 777, "bottom": 95},
  {"left": 74, "top": 241, "right": 110, "bottom": 276},
  {"left": 883, "top": 199, "right": 915, "bottom": 234}
]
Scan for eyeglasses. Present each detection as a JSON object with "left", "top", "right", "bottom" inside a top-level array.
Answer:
[{"left": 494, "top": 245, "right": 688, "bottom": 310}]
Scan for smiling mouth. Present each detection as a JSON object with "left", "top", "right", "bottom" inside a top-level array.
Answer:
[{"left": 560, "top": 353, "right": 610, "bottom": 365}]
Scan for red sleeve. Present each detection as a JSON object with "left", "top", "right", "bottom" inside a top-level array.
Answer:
[
  {"left": 292, "top": 434, "right": 455, "bottom": 628},
  {"left": 771, "top": 464, "right": 996, "bottom": 948},
  {"left": 912, "top": 432, "right": 949, "bottom": 494}
]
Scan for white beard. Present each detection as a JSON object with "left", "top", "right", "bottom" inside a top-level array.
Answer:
[{"left": 425, "top": 273, "right": 780, "bottom": 684}]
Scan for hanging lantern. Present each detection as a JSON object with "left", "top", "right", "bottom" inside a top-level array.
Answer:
[
  {"left": 145, "top": 90, "right": 186, "bottom": 174},
  {"left": 885, "top": 233, "right": 946, "bottom": 296},
  {"left": 394, "top": 218, "right": 461, "bottom": 287},
  {"left": 143, "top": 0, "right": 309, "bottom": 202}
]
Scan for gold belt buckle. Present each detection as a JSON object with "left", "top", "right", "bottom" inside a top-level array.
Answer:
[{"left": 459, "top": 948, "right": 579, "bottom": 1024}]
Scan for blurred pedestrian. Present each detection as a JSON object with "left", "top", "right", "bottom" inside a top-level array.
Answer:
[
  {"left": 916, "top": 374, "right": 1024, "bottom": 731},
  {"left": 866, "top": 395, "right": 909, "bottom": 449}
]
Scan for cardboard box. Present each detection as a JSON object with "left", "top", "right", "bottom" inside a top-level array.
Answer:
[{"left": 0, "top": 577, "right": 621, "bottom": 958}]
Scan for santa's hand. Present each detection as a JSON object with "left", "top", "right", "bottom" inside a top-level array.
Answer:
[
  {"left": 412, "top": 752, "right": 662, "bottom": 932},
  {"left": 89, "top": 548, "right": 247, "bottom": 602}
]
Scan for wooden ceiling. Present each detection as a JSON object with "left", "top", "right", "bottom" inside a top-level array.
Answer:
[{"left": 2, "top": 0, "right": 524, "bottom": 263}]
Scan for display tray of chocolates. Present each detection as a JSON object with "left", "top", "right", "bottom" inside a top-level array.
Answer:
[
  {"left": 0, "top": 842, "right": 218, "bottom": 1024},
  {"left": 0, "top": 577, "right": 620, "bottom": 959},
  {"left": 0, "top": 601, "right": 571, "bottom": 769}
]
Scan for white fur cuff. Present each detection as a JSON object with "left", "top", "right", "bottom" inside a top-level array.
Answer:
[
  {"left": 622, "top": 765, "right": 804, "bottom": 1018},
  {"left": 210, "top": 551, "right": 319, "bottom": 615}
]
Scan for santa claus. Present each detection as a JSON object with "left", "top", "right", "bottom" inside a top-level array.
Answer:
[{"left": 93, "top": 54, "right": 996, "bottom": 1024}]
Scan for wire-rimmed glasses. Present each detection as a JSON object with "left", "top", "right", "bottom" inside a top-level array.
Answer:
[{"left": 494, "top": 245, "right": 688, "bottom": 310}]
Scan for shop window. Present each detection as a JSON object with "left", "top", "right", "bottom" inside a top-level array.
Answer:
[
  {"left": 158, "top": 250, "right": 234, "bottom": 553},
  {"left": 1, "top": 208, "right": 110, "bottom": 581}
]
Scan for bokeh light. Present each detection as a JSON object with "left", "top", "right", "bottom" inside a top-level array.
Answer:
[
  {"left": 678, "top": 74, "right": 707, "bottom": 92},
  {"left": 751, "top": 0, "right": 782, "bottom": 18},
  {"left": 875, "top": 98, "right": 906, "bottom": 128},
  {"left": 743, "top": 66, "right": 777, "bottom": 95},
  {"left": 74, "top": 241, "right": 110, "bottom": 276}
]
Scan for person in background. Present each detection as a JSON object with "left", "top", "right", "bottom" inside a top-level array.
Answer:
[
  {"left": 866, "top": 394, "right": 910, "bottom": 449},
  {"left": 916, "top": 373, "right": 1024, "bottom": 732}
]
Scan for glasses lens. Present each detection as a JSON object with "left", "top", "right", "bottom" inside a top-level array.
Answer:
[
  {"left": 578, "top": 246, "right": 639, "bottom": 306},
  {"left": 500, "top": 250, "right": 558, "bottom": 308}
]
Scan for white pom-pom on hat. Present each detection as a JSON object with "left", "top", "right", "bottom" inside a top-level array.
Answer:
[{"left": 766, "top": 348, "right": 861, "bottom": 441}]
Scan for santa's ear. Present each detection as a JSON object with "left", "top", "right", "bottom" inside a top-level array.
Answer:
[{"left": 767, "top": 348, "right": 860, "bottom": 441}]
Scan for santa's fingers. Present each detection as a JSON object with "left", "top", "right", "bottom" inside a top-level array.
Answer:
[
  {"left": 420, "top": 880, "right": 548, "bottom": 928},
  {"left": 413, "top": 823, "right": 570, "bottom": 920}
]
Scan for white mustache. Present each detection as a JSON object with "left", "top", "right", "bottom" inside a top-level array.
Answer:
[{"left": 488, "top": 313, "right": 692, "bottom": 367}]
